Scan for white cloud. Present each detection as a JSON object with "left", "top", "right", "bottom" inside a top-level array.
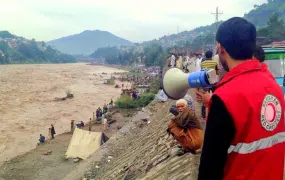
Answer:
[{"left": 0, "top": 0, "right": 267, "bottom": 42}]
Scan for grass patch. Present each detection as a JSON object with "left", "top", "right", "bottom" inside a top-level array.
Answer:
[
  {"left": 115, "top": 93, "right": 155, "bottom": 109},
  {"left": 148, "top": 77, "right": 160, "bottom": 94}
]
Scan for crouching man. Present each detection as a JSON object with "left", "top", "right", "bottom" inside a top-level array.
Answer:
[
  {"left": 39, "top": 134, "right": 45, "bottom": 143},
  {"left": 167, "top": 99, "right": 204, "bottom": 155}
]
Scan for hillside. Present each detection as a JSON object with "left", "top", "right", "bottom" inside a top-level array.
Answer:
[
  {"left": 0, "top": 31, "right": 76, "bottom": 64},
  {"left": 244, "top": 0, "right": 285, "bottom": 27},
  {"left": 142, "top": 22, "right": 218, "bottom": 48},
  {"left": 47, "top": 30, "right": 133, "bottom": 55},
  {"left": 144, "top": 0, "right": 285, "bottom": 47}
]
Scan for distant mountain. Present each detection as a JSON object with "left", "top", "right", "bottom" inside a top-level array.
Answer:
[
  {"left": 0, "top": 31, "right": 76, "bottom": 64},
  {"left": 47, "top": 30, "right": 133, "bottom": 55}
]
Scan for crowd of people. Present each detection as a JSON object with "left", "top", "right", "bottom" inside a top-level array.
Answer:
[
  {"left": 132, "top": 66, "right": 161, "bottom": 76},
  {"left": 119, "top": 74, "right": 157, "bottom": 86},
  {"left": 95, "top": 99, "right": 114, "bottom": 130},
  {"left": 165, "top": 17, "right": 285, "bottom": 180},
  {"left": 38, "top": 99, "right": 115, "bottom": 144}
]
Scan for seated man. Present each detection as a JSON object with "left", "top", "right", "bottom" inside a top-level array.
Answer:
[
  {"left": 103, "top": 105, "right": 108, "bottom": 114},
  {"left": 107, "top": 103, "right": 113, "bottom": 110},
  {"left": 167, "top": 99, "right": 204, "bottom": 155},
  {"left": 39, "top": 134, "right": 45, "bottom": 143},
  {"left": 253, "top": 45, "right": 265, "bottom": 62},
  {"left": 132, "top": 91, "right": 138, "bottom": 99},
  {"left": 96, "top": 108, "right": 100, "bottom": 119},
  {"left": 76, "top": 121, "right": 84, "bottom": 128},
  {"left": 102, "top": 117, "right": 108, "bottom": 131}
]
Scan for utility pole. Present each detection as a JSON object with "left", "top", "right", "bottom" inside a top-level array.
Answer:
[{"left": 211, "top": 7, "right": 223, "bottom": 52}]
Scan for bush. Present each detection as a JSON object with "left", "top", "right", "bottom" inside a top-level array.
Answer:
[
  {"left": 136, "top": 93, "right": 155, "bottom": 107},
  {"left": 115, "top": 93, "right": 155, "bottom": 109},
  {"left": 148, "top": 77, "right": 160, "bottom": 94}
]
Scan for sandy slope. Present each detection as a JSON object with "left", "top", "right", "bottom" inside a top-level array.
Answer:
[
  {"left": 0, "top": 63, "right": 125, "bottom": 164},
  {"left": 0, "top": 110, "right": 136, "bottom": 180}
]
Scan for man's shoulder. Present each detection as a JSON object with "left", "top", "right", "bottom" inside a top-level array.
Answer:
[
  {"left": 216, "top": 71, "right": 280, "bottom": 96},
  {"left": 201, "top": 59, "right": 217, "bottom": 63}
]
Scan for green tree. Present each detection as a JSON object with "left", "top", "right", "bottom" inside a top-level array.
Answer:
[
  {"left": 0, "top": 42, "right": 26, "bottom": 63},
  {"left": 0, "top": 31, "right": 15, "bottom": 38},
  {"left": 143, "top": 43, "right": 167, "bottom": 67},
  {"left": 257, "top": 13, "right": 285, "bottom": 44},
  {"left": 90, "top": 46, "right": 120, "bottom": 58}
]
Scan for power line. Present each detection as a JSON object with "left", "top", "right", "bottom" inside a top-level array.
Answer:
[
  {"left": 211, "top": 7, "right": 223, "bottom": 28},
  {"left": 211, "top": 7, "right": 223, "bottom": 52}
]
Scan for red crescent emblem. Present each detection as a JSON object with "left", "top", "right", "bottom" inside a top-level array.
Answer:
[{"left": 265, "top": 102, "right": 276, "bottom": 123}]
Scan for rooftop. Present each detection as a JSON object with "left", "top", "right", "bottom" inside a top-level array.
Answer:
[{"left": 263, "top": 47, "right": 285, "bottom": 54}]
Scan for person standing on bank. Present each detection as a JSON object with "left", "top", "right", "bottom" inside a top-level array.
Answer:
[
  {"left": 198, "top": 17, "right": 285, "bottom": 180},
  {"left": 51, "top": 124, "right": 56, "bottom": 139}
]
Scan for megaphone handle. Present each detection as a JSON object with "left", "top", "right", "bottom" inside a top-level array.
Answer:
[
  {"left": 200, "top": 70, "right": 210, "bottom": 85},
  {"left": 196, "top": 88, "right": 204, "bottom": 103}
]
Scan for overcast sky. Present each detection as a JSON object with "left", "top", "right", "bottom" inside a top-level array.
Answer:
[{"left": 0, "top": 0, "right": 267, "bottom": 42}]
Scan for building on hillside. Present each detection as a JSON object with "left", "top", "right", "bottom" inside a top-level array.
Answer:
[
  {"left": 0, "top": 50, "right": 4, "bottom": 56},
  {"left": 263, "top": 40, "right": 285, "bottom": 48},
  {"left": 5, "top": 38, "right": 18, "bottom": 48},
  {"left": 256, "top": 36, "right": 267, "bottom": 45},
  {"left": 134, "top": 45, "right": 144, "bottom": 53},
  {"left": 271, "top": 40, "right": 285, "bottom": 47},
  {"left": 168, "top": 47, "right": 195, "bottom": 55}
]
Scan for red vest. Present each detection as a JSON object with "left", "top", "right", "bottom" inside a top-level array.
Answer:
[{"left": 213, "top": 60, "right": 285, "bottom": 180}]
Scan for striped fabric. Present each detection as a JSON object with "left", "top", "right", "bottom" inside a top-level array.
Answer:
[
  {"left": 201, "top": 59, "right": 218, "bottom": 70},
  {"left": 228, "top": 132, "right": 285, "bottom": 154}
]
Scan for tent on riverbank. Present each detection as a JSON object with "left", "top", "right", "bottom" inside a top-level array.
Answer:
[{"left": 65, "top": 128, "right": 108, "bottom": 160}]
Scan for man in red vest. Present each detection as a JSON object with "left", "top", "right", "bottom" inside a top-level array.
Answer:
[{"left": 198, "top": 17, "right": 285, "bottom": 180}]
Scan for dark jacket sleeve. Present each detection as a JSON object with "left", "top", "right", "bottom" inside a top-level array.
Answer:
[{"left": 198, "top": 95, "right": 236, "bottom": 180}]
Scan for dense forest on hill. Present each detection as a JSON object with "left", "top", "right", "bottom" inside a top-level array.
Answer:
[
  {"left": 0, "top": 31, "right": 76, "bottom": 64},
  {"left": 90, "top": 11, "right": 285, "bottom": 66},
  {"left": 143, "top": 0, "right": 285, "bottom": 49},
  {"left": 0, "top": 31, "right": 16, "bottom": 38},
  {"left": 244, "top": 0, "right": 285, "bottom": 27},
  {"left": 257, "top": 13, "right": 285, "bottom": 44},
  {"left": 90, "top": 44, "right": 167, "bottom": 67}
]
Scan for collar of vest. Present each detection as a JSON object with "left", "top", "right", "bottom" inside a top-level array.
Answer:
[{"left": 216, "top": 60, "right": 263, "bottom": 89}]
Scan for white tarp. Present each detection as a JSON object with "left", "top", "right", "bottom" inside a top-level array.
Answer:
[
  {"left": 65, "top": 128, "right": 102, "bottom": 160},
  {"left": 156, "top": 89, "right": 168, "bottom": 102}
]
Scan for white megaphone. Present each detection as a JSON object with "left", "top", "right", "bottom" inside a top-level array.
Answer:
[{"left": 163, "top": 68, "right": 217, "bottom": 100}]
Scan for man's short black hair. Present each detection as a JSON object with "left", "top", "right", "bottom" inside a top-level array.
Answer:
[
  {"left": 216, "top": 17, "right": 256, "bottom": 60},
  {"left": 205, "top": 50, "right": 213, "bottom": 59},
  {"left": 253, "top": 46, "right": 265, "bottom": 62}
]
